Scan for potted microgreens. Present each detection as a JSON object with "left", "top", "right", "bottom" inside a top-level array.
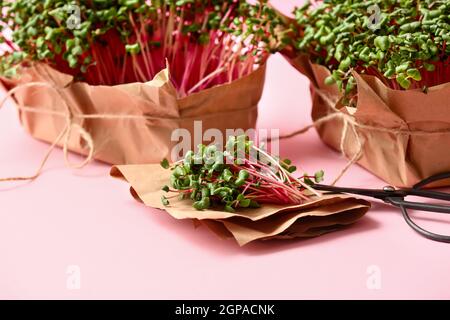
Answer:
[
  {"left": 1, "top": 0, "right": 283, "bottom": 96},
  {"left": 277, "top": 0, "right": 450, "bottom": 188},
  {"left": 0, "top": 0, "right": 283, "bottom": 166},
  {"left": 287, "top": 0, "right": 450, "bottom": 104}
]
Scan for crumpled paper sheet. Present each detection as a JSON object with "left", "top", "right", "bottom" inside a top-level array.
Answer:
[
  {"left": 285, "top": 55, "right": 450, "bottom": 188},
  {"left": 1, "top": 62, "right": 265, "bottom": 165},
  {"left": 111, "top": 164, "right": 371, "bottom": 246}
]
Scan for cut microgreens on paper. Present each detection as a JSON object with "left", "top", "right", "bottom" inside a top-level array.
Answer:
[
  {"left": 287, "top": 0, "right": 450, "bottom": 105},
  {"left": 161, "top": 135, "right": 324, "bottom": 211},
  {"left": 0, "top": 0, "right": 285, "bottom": 97}
]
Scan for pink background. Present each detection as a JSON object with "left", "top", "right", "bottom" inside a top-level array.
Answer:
[{"left": 1, "top": 0, "right": 450, "bottom": 299}]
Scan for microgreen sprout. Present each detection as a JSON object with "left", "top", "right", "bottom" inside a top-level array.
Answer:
[{"left": 160, "top": 135, "right": 323, "bottom": 211}]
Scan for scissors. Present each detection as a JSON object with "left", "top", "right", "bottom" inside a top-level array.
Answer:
[{"left": 312, "top": 172, "right": 450, "bottom": 243}]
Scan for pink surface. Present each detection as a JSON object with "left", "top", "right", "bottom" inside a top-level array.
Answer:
[{"left": 1, "top": 1, "right": 450, "bottom": 300}]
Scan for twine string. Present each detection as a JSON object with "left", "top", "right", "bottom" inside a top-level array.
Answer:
[
  {"left": 1, "top": 81, "right": 449, "bottom": 183},
  {"left": 0, "top": 82, "right": 98, "bottom": 181},
  {"left": 268, "top": 89, "right": 363, "bottom": 185},
  {"left": 0, "top": 80, "right": 257, "bottom": 182},
  {"left": 271, "top": 87, "right": 448, "bottom": 185}
]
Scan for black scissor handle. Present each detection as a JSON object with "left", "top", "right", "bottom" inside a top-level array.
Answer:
[
  {"left": 386, "top": 195, "right": 450, "bottom": 243},
  {"left": 400, "top": 204, "right": 450, "bottom": 243},
  {"left": 413, "top": 172, "right": 450, "bottom": 190},
  {"left": 400, "top": 172, "right": 450, "bottom": 242},
  {"left": 314, "top": 173, "right": 450, "bottom": 243}
]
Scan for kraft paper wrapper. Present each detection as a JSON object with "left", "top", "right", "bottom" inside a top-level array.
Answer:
[
  {"left": 110, "top": 164, "right": 370, "bottom": 246},
  {"left": 285, "top": 55, "right": 450, "bottom": 188},
  {"left": 1, "top": 62, "right": 264, "bottom": 165}
]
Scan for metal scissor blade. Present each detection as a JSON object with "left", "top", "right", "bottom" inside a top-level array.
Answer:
[{"left": 312, "top": 184, "right": 402, "bottom": 200}]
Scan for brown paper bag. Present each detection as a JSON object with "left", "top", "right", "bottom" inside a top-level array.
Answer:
[
  {"left": 285, "top": 55, "right": 450, "bottom": 188},
  {"left": 1, "top": 62, "right": 265, "bottom": 165},
  {"left": 110, "top": 164, "right": 370, "bottom": 246}
]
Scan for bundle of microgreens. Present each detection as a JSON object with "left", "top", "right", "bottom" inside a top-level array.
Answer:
[
  {"left": 287, "top": 0, "right": 450, "bottom": 103},
  {"left": 0, "top": 0, "right": 284, "bottom": 97},
  {"left": 160, "top": 135, "right": 324, "bottom": 211}
]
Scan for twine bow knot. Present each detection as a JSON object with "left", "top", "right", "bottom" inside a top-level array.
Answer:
[
  {"left": 0, "top": 76, "right": 258, "bottom": 183},
  {"left": 0, "top": 81, "right": 96, "bottom": 182}
]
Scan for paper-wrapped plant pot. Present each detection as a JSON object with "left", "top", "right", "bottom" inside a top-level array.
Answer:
[
  {"left": 286, "top": 55, "right": 450, "bottom": 188},
  {"left": 111, "top": 164, "right": 370, "bottom": 246},
  {"left": 1, "top": 63, "right": 265, "bottom": 165}
]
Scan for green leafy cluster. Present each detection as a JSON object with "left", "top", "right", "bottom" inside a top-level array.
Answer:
[
  {"left": 161, "top": 136, "right": 325, "bottom": 212},
  {"left": 0, "top": 0, "right": 284, "bottom": 80},
  {"left": 161, "top": 139, "right": 260, "bottom": 212},
  {"left": 291, "top": 0, "right": 450, "bottom": 97}
]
